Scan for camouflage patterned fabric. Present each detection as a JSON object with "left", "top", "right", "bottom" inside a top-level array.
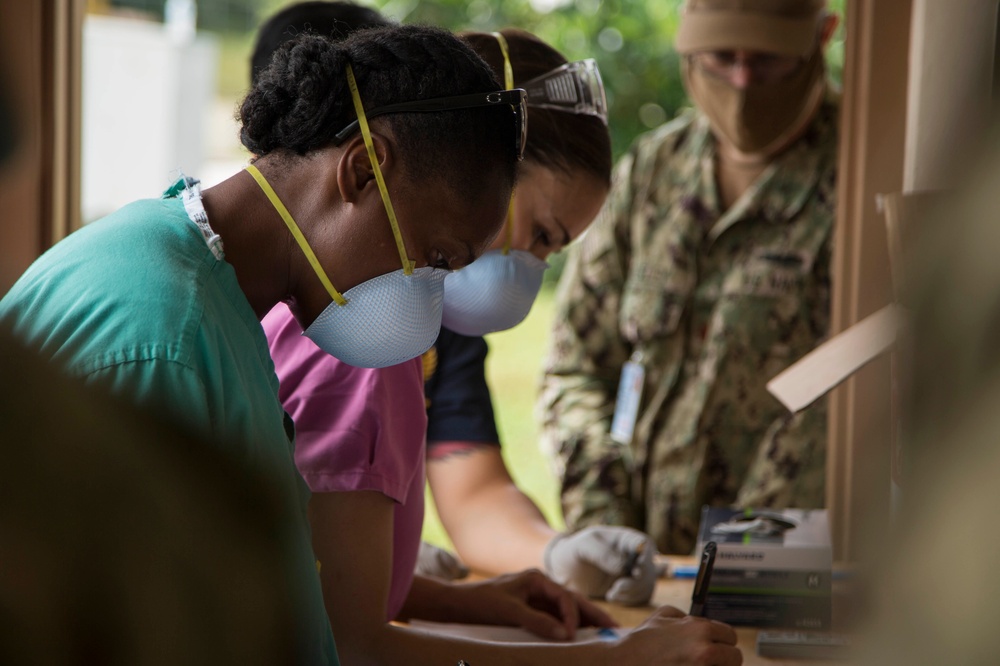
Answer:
[{"left": 539, "top": 92, "right": 839, "bottom": 554}]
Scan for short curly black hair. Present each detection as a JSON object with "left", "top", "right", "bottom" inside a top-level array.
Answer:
[{"left": 239, "top": 24, "right": 518, "bottom": 203}]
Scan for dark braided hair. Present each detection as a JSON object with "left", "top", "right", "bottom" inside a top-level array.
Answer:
[
  {"left": 240, "top": 24, "right": 518, "bottom": 201},
  {"left": 462, "top": 28, "right": 612, "bottom": 187}
]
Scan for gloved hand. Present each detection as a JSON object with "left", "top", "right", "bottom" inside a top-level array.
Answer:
[
  {"left": 543, "top": 526, "right": 657, "bottom": 607},
  {"left": 414, "top": 540, "right": 469, "bottom": 581}
]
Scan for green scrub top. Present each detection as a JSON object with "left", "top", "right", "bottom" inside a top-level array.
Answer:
[{"left": 0, "top": 184, "right": 339, "bottom": 665}]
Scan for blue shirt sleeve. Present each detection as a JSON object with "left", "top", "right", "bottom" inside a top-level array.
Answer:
[{"left": 425, "top": 327, "right": 501, "bottom": 446}]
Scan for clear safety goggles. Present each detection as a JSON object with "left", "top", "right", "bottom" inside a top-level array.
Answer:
[{"left": 522, "top": 58, "right": 608, "bottom": 125}]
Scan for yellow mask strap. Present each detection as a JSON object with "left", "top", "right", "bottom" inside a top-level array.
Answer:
[
  {"left": 492, "top": 31, "right": 516, "bottom": 256},
  {"left": 492, "top": 31, "right": 514, "bottom": 90},
  {"left": 345, "top": 63, "right": 415, "bottom": 275},
  {"left": 246, "top": 164, "right": 347, "bottom": 306}
]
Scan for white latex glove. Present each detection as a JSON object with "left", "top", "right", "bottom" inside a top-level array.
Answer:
[
  {"left": 543, "top": 526, "right": 657, "bottom": 606},
  {"left": 414, "top": 541, "right": 469, "bottom": 581}
]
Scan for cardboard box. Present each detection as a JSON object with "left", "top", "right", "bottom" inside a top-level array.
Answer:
[
  {"left": 766, "top": 304, "right": 901, "bottom": 414},
  {"left": 697, "top": 507, "right": 832, "bottom": 630}
]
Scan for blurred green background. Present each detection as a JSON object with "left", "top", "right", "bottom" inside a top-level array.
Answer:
[
  {"left": 106, "top": 0, "right": 844, "bottom": 161},
  {"left": 100, "top": 0, "right": 846, "bottom": 552}
]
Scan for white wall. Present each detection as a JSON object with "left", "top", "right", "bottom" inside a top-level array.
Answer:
[{"left": 82, "top": 15, "right": 217, "bottom": 222}]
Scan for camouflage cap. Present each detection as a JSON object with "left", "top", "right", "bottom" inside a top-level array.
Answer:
[{"left": 675, "top": 0, "right": 826, "bottom": 56}]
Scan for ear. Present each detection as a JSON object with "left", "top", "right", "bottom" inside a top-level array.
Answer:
[
  {"left": 819, "top": 13, "right": 840, "bottom": 49},
  {"left": 335, "top": 132, "right": 396, "bottom": 205}
]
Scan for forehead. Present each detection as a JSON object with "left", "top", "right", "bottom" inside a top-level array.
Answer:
[
  {"left": 402, "top": 173, "right": 510, "bottom": 252},
  {"left": 516, "top": 163, "right": 608, "bottom": 234},
  {"left": 675, "top": 5, "right": 822, "bottom": 57}
]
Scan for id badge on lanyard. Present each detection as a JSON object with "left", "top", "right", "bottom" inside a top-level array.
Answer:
[{"left": 611, "top": 350, "right": 645, "bottom": 445}]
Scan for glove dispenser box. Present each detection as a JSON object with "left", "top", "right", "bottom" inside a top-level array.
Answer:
[{"left": 695, "top": 507, "right": 832, "bottom": 630}]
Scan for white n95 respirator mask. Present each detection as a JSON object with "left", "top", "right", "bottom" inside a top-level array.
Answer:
[
  {"left": 247, "top": 161, "right": 447, "bottom": 368},
  {"left": 243, "top": 64, "right": 451, "bottom": 368},
  {"left": 304, "top": 267, "right": 446, "bottom": 368},
  {"left": 442, "top": 248, "right": 547, "bottom": 336}
]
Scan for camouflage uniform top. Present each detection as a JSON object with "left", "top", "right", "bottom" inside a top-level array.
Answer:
[{"left": 539, "top": 91, "right": 838, "bottom": 554}]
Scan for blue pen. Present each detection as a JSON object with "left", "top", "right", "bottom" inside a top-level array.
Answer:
[{"left": 671, "top": 564, "right": 700, "bottom": 578}]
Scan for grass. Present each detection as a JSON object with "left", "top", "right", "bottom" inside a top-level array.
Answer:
[{"left": 421, "top": 285, "right": 565, "bottom": 550}]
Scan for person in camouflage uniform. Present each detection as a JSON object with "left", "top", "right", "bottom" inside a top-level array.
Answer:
[{"left": 539, "top": 0, "right": 840, "bottom": 554}]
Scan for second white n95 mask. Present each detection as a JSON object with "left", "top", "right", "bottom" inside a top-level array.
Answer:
[{"left": 441, "top": 249, "right": 548, "bottom": 336}]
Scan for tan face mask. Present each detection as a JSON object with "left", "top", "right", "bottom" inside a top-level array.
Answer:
[{"left": 682, "top": 49, "right": 825, "bottom": 156}]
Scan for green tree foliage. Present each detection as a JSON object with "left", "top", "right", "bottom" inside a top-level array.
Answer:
[
  {"left": 112, "top": 0, "right": 261, "bottom": 32},
  {"left": 250, "top": 0, "right": 845, "bottom": 159},
  {"left": 367, "top": 0, "right": 690, "bottom": 158}
]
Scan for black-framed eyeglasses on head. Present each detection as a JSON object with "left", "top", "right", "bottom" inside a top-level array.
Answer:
[{"left": 333, "top": 88, "right": 528, "bottom": 161}]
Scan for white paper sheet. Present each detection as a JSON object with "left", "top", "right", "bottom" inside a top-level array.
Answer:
[{"left": 405, "top": 620, "right": 627, "bottom": 644}]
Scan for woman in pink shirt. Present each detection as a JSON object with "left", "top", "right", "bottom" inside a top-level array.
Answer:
[{"left": 265, "top": 310, "right": 428, "bottom": 622}]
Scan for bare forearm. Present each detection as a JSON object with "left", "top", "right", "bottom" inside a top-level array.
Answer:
[
  {"left": 397, "top": 575, "right": 468, "bottom": 622},
  {"left": 445, "top": 481, "right": 557, "bottom": 574},
  {"left": 427, "top": 445, "right": 558, "bottom": 575}
]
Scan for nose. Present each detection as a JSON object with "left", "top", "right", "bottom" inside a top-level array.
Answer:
[{"left": 728, "top": 61, "right": 752, "bottom": 89}]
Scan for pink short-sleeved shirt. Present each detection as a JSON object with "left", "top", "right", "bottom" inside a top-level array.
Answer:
[{"left": 262, "top": 304, "right": 426, "bottom": 621}]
